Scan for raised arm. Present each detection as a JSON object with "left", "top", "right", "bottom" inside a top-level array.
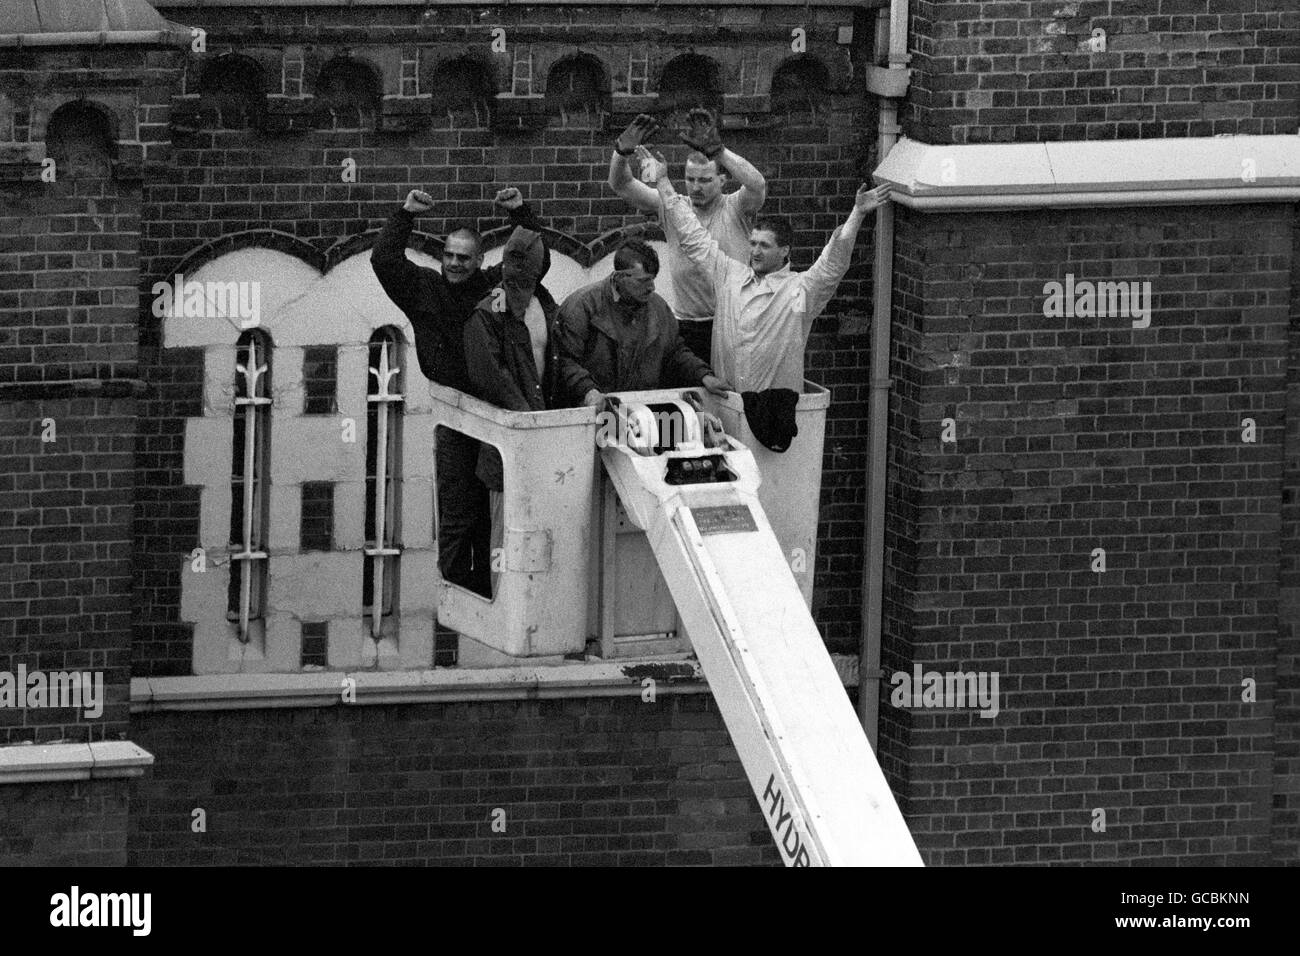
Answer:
[
  {"left": 639, "top": 146, "right": 740, "bottom": 292},
  {"left": 607, "top": 114, "right": 662, "bottom": 214},
  {"left": 799, "top": 183, "right": 893, "bottom": 321},
  {"left": 371, "top": 189, "right": 443, "bottom": 315},
  {"left": 679, "top": 108, "right": 766, "bottom": 215},
  {"left": 487, "top": 187, "right": 552, "bottom": 282}
]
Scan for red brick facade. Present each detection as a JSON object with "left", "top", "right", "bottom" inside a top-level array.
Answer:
[{"left": 1, "top": 1, "right": 1296, "bottom": 866}]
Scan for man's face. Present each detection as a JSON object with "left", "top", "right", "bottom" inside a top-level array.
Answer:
[
  {"left": 749, "top": 228, "right": 789, "bottom": 277},
  {"left": 612, "top": 262, "right": 657, "bottom": 305},
  {"left": 683, "top": 160, "right": 724, "bottom": 208},
  {"left": 441, "top": 234, "right": 483, "bottom": 284}
]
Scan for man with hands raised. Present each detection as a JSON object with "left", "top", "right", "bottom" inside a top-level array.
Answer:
[
  {"left": 371, "top": 185, "right": 548, "bottom": 598},
  {"left": 607, "top": 109, "right": 767, "bottom": 366},
  {"left": 635, "top": 145, "right": 892, "bottom": 395}
]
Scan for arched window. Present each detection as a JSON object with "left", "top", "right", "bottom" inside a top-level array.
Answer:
[
  {"left": 545, "top": 55, "right": 608, "bottom": 129},
  {"left": 657, "top": 54, "right": 723, "bottom": 121},
  {"left": 771, "top": 56, "right": 830, "bottom": 119},
  {"left": 314, "top": 57, "right": 380, "bottom": 130},
  {"left": 429, "top": 57, "right": 495, "bottom": 128},
  {"left": 363, "top": 328, "right": 404, "bottom": 639},
  {"left": 45, "top": 102, "right": 114, "bottom": 179},
  {"left": 198, "top": 54, "right": 265, "bottom": 129},
  {"left": 226, "top": 329, "right": 272, "bottom": 643}
]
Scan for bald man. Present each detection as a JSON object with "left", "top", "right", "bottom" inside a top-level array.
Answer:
[{"left": 371, "top": 186, "right": 548, "bottom": 598}]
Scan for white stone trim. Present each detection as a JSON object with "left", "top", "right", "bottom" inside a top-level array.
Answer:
[
  {"left": 0, "top": 741, "right": 155, "bottom": 786},
  {"left": 131, "top": 659, "right": 709, "bottom": 710},
  {"left": 130, "top": 654, "right": 861, "bottom": 712},
  {"left": 874, "top": 134, "right": 1300, "bottom": 211}
]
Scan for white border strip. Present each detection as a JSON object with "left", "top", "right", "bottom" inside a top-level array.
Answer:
[
  {"left": 130, "top": 655, "right": 861, "bottom": 712},
  {"left": 0, "top": 741, "right": 155, "bottom": 786},
  {"left": 131, "top": 660, "right": 712, "bottom": 711}
]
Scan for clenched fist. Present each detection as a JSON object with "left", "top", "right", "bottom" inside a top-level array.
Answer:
[
  {"left": 403, "top": 189, "right": 435, "bottom": 214},
  {"left": 493, "top": 187, "right": 524, "bottom": 211}
]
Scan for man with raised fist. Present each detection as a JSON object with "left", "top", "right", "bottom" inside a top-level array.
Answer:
[
  {"left": 371, "top": 186, "right": 548, "bottom": 599},
  {"left": 637, "top": 144, "right": 892, "bottom": 395},
  {"left": 607, "top": 108, "right": 767, "bottom": 368}
]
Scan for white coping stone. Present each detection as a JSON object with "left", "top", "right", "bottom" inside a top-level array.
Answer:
[
  {"left": 0, "top": 741, "right": 155, "bottom": 786},
  {"left": 130, "top": 653, "right": 860, "bottom": 711},
  {"left": 875, "top": 134, "right": 1300, "bottom": 208}
]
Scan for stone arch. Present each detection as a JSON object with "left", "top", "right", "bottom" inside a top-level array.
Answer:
[
  {"left": 197, "top": 53, "right": 266, "bottom": 129},
  {"left": 428, "top": 56, "right": 496, "bottom": 128},
  {"left": 543, "top": 53, "right": 610, "bottom": 129},
  {"left": 771, "top": 54, "right": 831, "bottom": 118},
  {"left": 45, "top": 100, "right": 117, "bottom": 178},
  {"left": 163, "top": 230, "right": 328, "bottom": 286},
  {"left": 312, "top": 55, "right": 383, "bottom": 130},
  {"left": 656, "top": 53, "right": 724, "bottom": 118}
]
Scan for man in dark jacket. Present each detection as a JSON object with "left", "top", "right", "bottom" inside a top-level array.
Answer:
[
  {"left": 462, "top": 226, "right": 558, "bottom": 590},
  {"left": 371, "top": 186, "right": 547, "bottom": 598},
  {"left": 462, "top": 224, "right": 559, "bottom": 489},
  {"left": 555, "top": 239, "right": 730, "bottom": 408}
]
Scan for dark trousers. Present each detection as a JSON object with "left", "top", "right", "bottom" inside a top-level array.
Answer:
[
  {"left": 677, "top": 318, "right": 714, "bottom": 371},
  {"left": 435, "top": 428, "right": 492, "bottom": 599}
]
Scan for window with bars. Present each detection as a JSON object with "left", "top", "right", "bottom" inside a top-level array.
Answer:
[
  {"left": 300, "top": 481, "right": 334, "bottom": 551},
  {"left": 226, "top": 330, "right": 272, "bottom": 642},
  {"left": 626, "top": 51, "right": 649, "bottom": 96},
  {"left": 302, "top": 345, "right": 338, "bottom": 414},
  {"left": 511, "top": 46, "right": 534, "bottom": 96},
  {"left": 363, "top": 329, "right": 404, "bottom": 639}
]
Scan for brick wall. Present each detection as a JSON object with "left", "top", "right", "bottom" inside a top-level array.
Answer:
[
  {"left": 908, "top": 0, "right": 1300, "bottom": 144},
  {"left": 0, "top": 779, "right": 130, "bottom": 866},
  {"left": 0, "top": 62, "right": 145, "bottom": 743},
  {"left": 128, "top": 693, "right": 783, "bottom": 866},
  {"left": 883, "top": 203, "right": 1291, "bottom": 864},
  {"left": 1276, "top": 217, "right": 1300, "bottom": 860},
  {"left": 133, "top": 3, "right": 880, "bottom": 673}
]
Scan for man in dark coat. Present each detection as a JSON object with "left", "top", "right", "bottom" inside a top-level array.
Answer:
[
  {"left": 461, "top": 225, "right": 559, "bottom": 590},
  {"left": 462, "top": 224, "right": 559, "bottom": 490},
  {"left": 370, "top": 186, "right": 547, "bottom": 598},
  {"left": 554, "top": 239, "right": 730, "bottom": 408}
]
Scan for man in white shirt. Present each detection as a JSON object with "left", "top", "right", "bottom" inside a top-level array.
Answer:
[
  {"left": 607, "top": 110, "right": 766, "bottom": 367},
  {"left": 636, "top": 145, "right": 892, "bottom": 394}
]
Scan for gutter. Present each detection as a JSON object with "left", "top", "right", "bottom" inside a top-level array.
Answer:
[
  {"left": 888, "top": 186, "right": 1300, "bottom": 211},
  {"left": 858, "top": 0, "right": 910, "bottom": 747},
  {"left": 0, "top": 27, "right": 191, "bottom": 48}
]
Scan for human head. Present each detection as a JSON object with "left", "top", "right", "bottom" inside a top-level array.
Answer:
[
  {"left": 611, "top": 239, "right": 659, "bottom": 305},
  {"left": 441, "top": 227, "right": 483, "bottom": 283},
  {"left": 750, "top": 217, "right": 792, "bottom": 276},
  {"left": 683, "top": 151, "right": 726, "bottom": 208},
  {"left": 501, "top": 226, "right": 544, "bottom": 314}
]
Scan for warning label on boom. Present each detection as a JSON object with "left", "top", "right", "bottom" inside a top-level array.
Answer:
[{"left": 690, "top": 504, "right": 758, "bottom": 536}]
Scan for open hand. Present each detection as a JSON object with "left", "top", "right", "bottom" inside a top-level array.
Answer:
[
  {"left": 634, "top": 146, "right": 668, "bottom": 186},
  {"left": 854, "top": 183, "right": 892, "bottom": 214},
  {"left": 616, "top": 113, "right": 662, "bottom": 154},
  {"left": 679, "top": 107, "right": 723, "bottom": 158},
  {"left": 701, "top": 374, "right": 732, "bottom": 397}
]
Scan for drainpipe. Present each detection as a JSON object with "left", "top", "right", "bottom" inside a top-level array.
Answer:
[{"left": 858, "top": 0, "right": 910, "bottom": 746}]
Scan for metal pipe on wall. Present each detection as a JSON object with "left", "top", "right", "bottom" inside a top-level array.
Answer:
[{"left": 858, "top": 0, "right": 910, "bottom": 745}]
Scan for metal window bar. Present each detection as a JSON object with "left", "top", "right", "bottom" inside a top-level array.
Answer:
[
  {"left": 628, "top": 52, "right": 649, "bottom": 95},
  {"left": 512, "top": 47, "right": 533, "bottom": 96},
  {"left": 365, "top": 337, "right": 403, "bottom": 639},
  {"left": 232, "top": 336, "right": 271, "bottom": 643}
]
